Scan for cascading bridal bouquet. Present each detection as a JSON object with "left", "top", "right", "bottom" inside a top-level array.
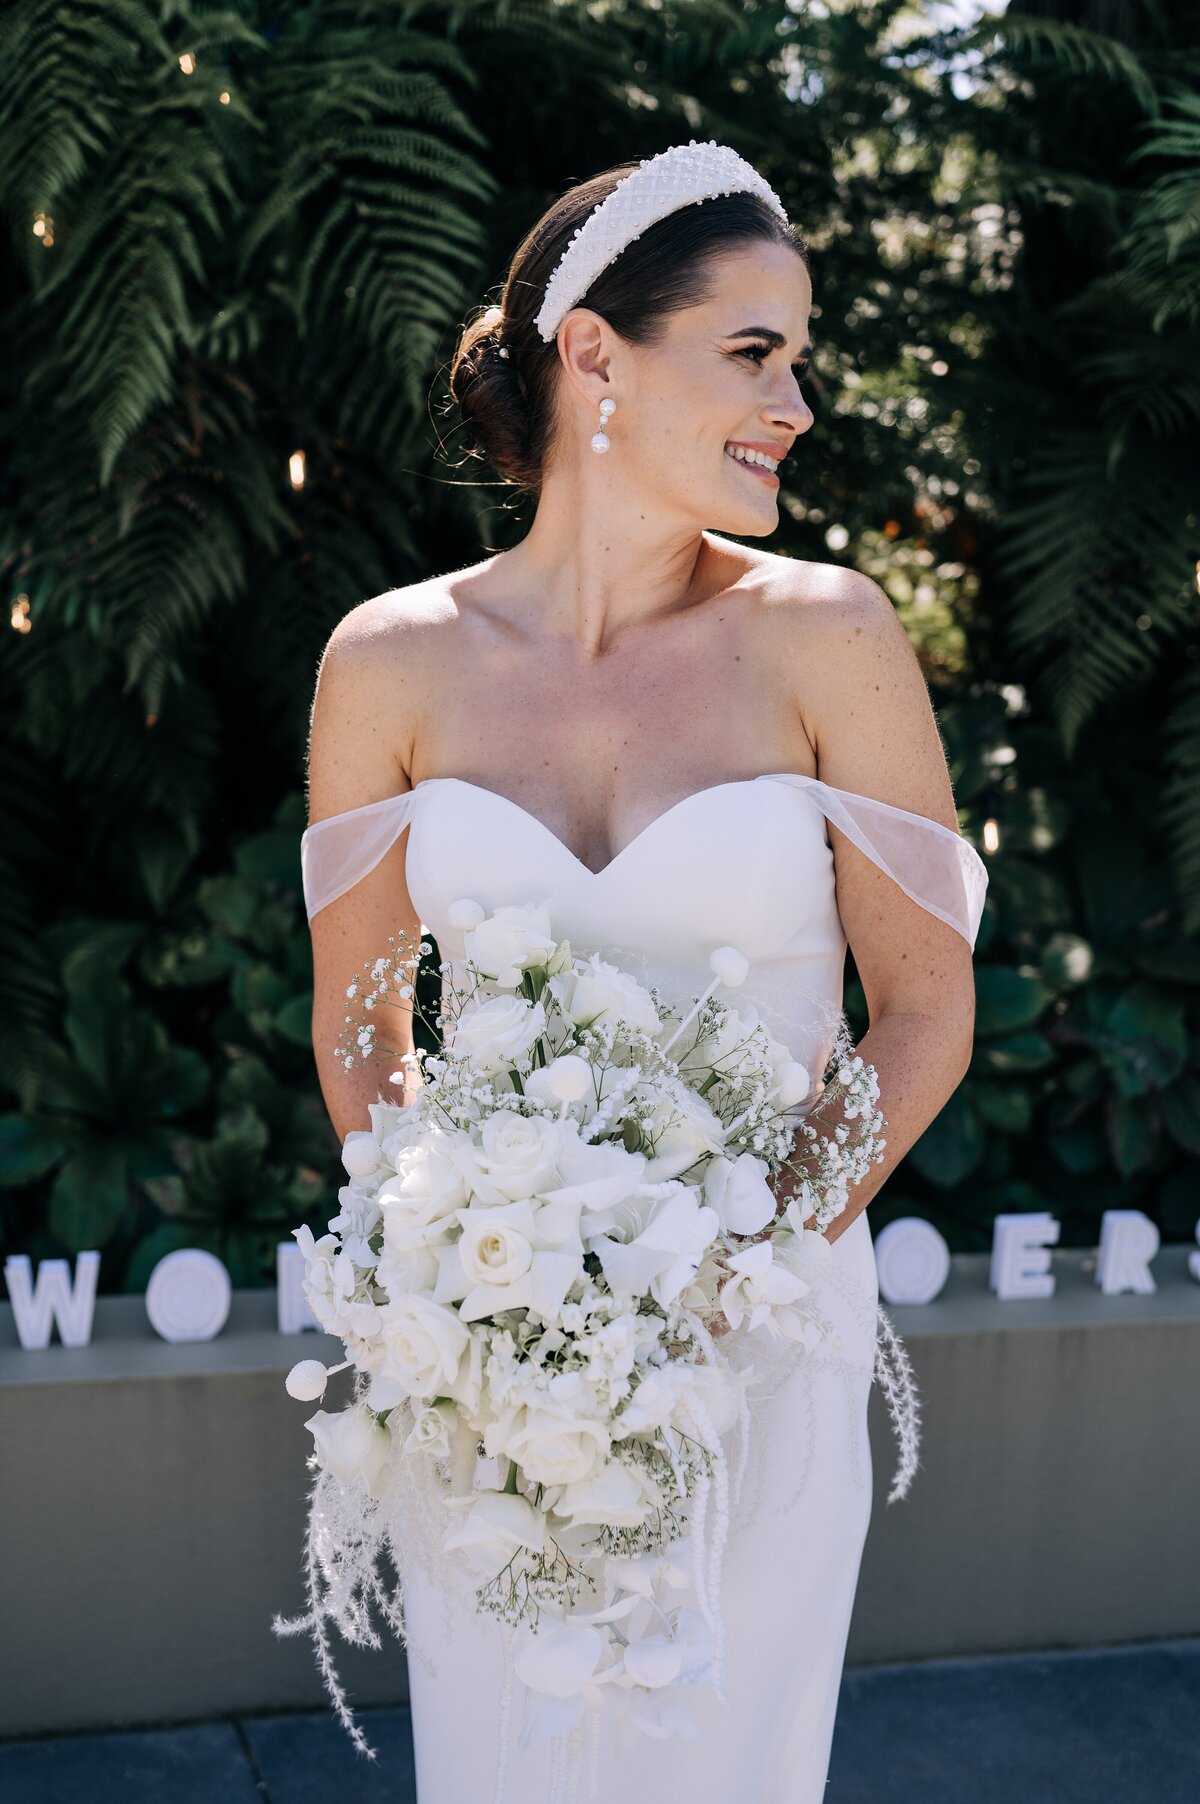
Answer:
[{"left": 273, "top": 900, "right": 919, "bottom": 1796}]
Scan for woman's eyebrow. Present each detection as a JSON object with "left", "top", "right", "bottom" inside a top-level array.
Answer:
[{"left": 727, "top": 326, "right": 813, "bottom": 356}]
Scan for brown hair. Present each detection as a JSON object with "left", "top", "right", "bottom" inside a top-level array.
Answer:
[{"left": 447, "top": 158, "right": 809, "bottom": 496}]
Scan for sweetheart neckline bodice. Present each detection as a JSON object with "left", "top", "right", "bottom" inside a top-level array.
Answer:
[
  {"left": 408, "top": 772, "right": 825, "bottom": 880},
  {"left": 300, "top": 768, "right": 990, "bottom": 947}
]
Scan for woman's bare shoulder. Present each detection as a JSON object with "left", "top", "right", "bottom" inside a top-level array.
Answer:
[
  {"left": 702, "top": 537, "right": 859, "bottom": 619},
  {"left": 308, "top": 569, "right": 487, "bottom": 806},
  {"left": 755, "top": 557, "right": 959, "bottom": 824},
  {"left": 738, "top": 549, "right": 899, "bottom": 655},
  {"left": 321, "top": 565, "right": 497, "bottom": 695},
  {"left": 747, "top": 546, "right": 867, "bottom": 609},
  {"left": 326, "top": 566, "right": 486, "bottom": 658}
]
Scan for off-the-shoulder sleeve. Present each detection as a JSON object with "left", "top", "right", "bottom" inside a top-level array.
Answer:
[
  {"left": 300, "top": 791, "right": 417, "bottom": 922},
  {"left": 766, "top": 773, "right": 989, "bottom": 949}
]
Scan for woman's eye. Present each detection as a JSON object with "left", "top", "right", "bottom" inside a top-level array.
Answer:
[{"left": 736, "top": 346, "right": 810, "bottom": 380}]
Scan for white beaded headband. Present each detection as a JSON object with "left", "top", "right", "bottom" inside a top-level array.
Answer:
[{"left": 532, "top": 138, "right": 789, "bottom": 344}]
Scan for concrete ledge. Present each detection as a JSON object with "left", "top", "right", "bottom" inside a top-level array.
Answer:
[
  {"left": 2, "top": 1247, "right": 1197, "bottom": 1735},
  {"left": 853, "top": 1245, "right": 1200, "bottom": 1662}
]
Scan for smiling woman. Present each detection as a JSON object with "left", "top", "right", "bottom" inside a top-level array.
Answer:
[
  {"left": 447, "top": 149, "right": 814, "bottom": 502},
  {"left": 288, "top": 139, "right": 989, "bottom": 1804}
]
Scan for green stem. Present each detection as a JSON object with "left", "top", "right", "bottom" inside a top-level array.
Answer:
[{"left": 504, "top": 1459, "right": 519, "bottom": 1494}]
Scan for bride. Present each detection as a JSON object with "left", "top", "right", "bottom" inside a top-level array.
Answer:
[{"left": 296, "top": 142, "right": 987, "bottom": 1802}]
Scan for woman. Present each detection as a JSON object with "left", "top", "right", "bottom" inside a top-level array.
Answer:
[{"left": 298, "top": 141, "right": 987, "bottom": 1802}]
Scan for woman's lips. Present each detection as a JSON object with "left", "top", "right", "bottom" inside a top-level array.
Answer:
[{"left": 725, "top": 449, "right": 780, "bottom": 486}]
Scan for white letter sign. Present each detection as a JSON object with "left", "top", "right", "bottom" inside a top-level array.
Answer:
[
  {"left": 990, "top": 1212, "right": 1060, "bottom": 1299},
  {"left": 1096, "top": 1209, "right": 1160, "bottom": 1295},
  {"left": 276, "top": 1240, "right": 322, "bottom": 1334},
  {"left": 144, "top": 1249, "right": 231, "bottom": 1343},
  {"left": 875, "top": 1218, "right": 951, "bottom": 1305},
  {"left": 3, "top": 1250, "right": 100, "bottom": 1348}
]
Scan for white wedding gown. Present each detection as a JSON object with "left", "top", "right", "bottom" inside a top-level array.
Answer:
[{"left": 300, "top": 770, "right": 988, "bottom": 1803}]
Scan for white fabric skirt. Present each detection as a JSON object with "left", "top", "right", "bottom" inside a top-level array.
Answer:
[{"left": 402, "top": 1209, "right": 880, "bottom": 1803}]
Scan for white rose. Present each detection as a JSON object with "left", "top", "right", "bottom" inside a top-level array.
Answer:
[
  {"left": 404, "top": 1399, "right": 458, "bottom": 1457},
  {"left": 462, "top": 1110, "right": 562, "bottom": 1206},
  {"left": 379, "top": 1294, "right": 470, "bottom": 1397},
  {"left": 377, "top": 1127, "right": 472, "bottom": 1239},
  {"left": 547, "top": 952, "right": 661, "bottom": 1035},
  {"left": 485, "top": 1401, "right": 611, "bottom": 1487},
  {"left": 305, "top": 1400, "right": 391, "bottom": 1499},
  {"left": 464, "top": 902, "right": 558, "bottom": 987},
  {"left": 448, "top": 992, "right": 547, "bottom": 1076},
  {"left": 702, "top": 1151, "right": 778, "bottom": 1236},
  {"left": 458, "top": 1200, "right": 535, "bottom": 1286},
  {"left": 435, "top": 1193, "right": 584, "bottom": 1326},
  {"left": 375, "top": 1241, "right": 439, "bottom": 1304}
]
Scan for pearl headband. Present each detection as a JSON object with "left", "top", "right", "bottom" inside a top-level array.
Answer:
[{"left": 533, "top": 138, "right": 789, "bottom": 344}]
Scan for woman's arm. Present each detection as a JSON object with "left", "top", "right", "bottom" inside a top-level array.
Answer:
[
  {"left": 793, "top": 573, "right": 979, "bottom": 1245},
  {"left": 305, "top": 599, "right": 426, "bottom": 1144}
]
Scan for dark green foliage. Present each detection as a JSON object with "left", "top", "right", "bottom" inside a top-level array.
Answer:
[{"left": 0, "top": 0, "right": 1197, "bottom": 1287}]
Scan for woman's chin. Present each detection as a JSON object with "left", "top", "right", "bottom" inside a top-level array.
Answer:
[{"left": 710, "top": 500, "right": 778, "bottom": 537}]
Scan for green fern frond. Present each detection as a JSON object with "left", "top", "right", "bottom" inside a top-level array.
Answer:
[
  {"left": 1159, "top": 661, "right": 1200, "bottom": 935},
  {"left": 965, "top": 12, "right": 1162, "bottom": 117}
]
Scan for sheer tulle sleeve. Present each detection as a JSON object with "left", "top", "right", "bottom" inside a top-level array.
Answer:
[
  {"left": 300, "top": 791, "right": 417, "bottom": 923},
  {"left": 766, "top": 773, "right": 989, "bottom": 949}
]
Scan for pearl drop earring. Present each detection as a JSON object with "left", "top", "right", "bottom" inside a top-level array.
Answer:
[{"left": 591, "top": 397, "right": 616, "bottom": 454}]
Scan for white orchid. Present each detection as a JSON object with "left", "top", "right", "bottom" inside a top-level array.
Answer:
[
  {"left": 719, "top": 1238, "right": 824, "bottom": 1347},
  {"left": 702, "top": 1148, "right": 779, "bottom": 1235},
  {"left": 441, "top": 1487, "right": 547, "bottom": 1573},
  {"left": 592, "top": 1187, "right": 720, "bottom": 1307}
]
